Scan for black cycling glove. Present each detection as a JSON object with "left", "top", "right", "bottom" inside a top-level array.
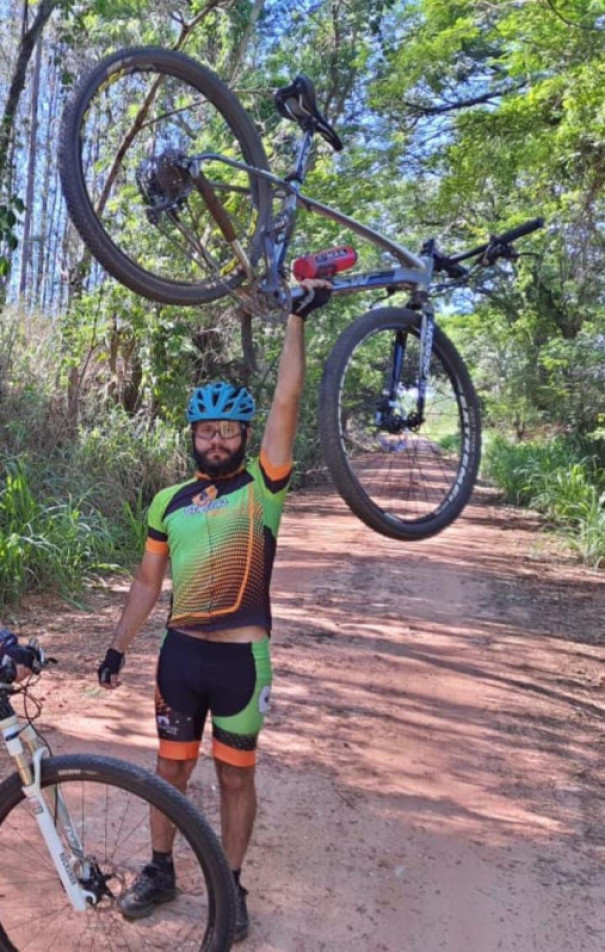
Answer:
[
  {"left": 291, "top": 285, "right": 332, "bottom": 320},
  {"left": 98, "top": 648, "right": 125, "bottom": 685}
]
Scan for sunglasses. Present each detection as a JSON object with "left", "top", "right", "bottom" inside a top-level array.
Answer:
[{"left": 193, "top": 421, "right": 246, "bottom": 441}]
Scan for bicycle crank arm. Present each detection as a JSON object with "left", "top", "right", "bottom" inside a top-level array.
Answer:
[{"left": 192, "top": 171, "right": 254, "bottom": 280}]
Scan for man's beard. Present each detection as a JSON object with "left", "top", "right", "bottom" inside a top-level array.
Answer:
[{"left": 191, "top": 434, "right": 247, "bottom": 478}]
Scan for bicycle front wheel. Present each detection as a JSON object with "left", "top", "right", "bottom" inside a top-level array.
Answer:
[
  {"left": 0, "top": 754, "right": 235, "bottom": 951},
  {"left": 59, "top": 47, "right": 271, "bottom": 305},
  {"left": 320, "top": 307, "right": 481, "bottom": 540}
]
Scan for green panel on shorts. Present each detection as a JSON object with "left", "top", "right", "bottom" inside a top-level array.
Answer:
[{"left": 212, "top": 638, "right": 272, "bottom": 737}]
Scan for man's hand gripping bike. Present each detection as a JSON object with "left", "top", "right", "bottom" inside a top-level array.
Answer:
[{"left": 59, "top": 48, "right": 544, "bottom": 540}]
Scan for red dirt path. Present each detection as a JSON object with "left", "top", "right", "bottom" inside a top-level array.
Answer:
[{"left": 5, "top": 485, "right": 605, "bottom": 951}]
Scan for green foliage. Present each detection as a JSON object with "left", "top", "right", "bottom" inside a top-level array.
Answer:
[
  {"left": 72, "top": 407, "right": 190, "bottom": 518},
  {"left": 0, "top": 308, "right": 191, "bottom": 606},
  {"left": 0, "top": 462, "right": 115, "bottom": 606},
  {"left": 537, "top": 329, "right": 605, "bottom": 433},
  {"left": 0, "top": 196, "right": 24, "bottom": 287},
  {"left": 483, "top": 434, "right": 605, "bottom": 566},
  {"left": 3, "top": 0, "right": 605, "bottom": 604}
]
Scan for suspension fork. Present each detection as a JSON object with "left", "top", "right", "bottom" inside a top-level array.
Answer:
[
  {"left": 416, "top": 301, "right": 436, "bottom": 421},
  {"left": 19, "top": 723, "right": 88, "bottom": 862},
  {"left": 378, "top": 283, "right": 436, "bottom": 426},
  {"left": 0, "top": 709, "right": 94, "bottom": 910},
  {"left": 376, "top": 328, "right": 407, "bottom": 425},
  {"left": 378, "top": 303, "right": 435, "bottom": 425},
  {"left": 388, "top": 329, "right": 406, "bottom": 395}
]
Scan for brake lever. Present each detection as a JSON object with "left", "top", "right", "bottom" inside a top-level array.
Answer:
[{"left": 25, "top": 637, "right": 58, "bottom": 673}]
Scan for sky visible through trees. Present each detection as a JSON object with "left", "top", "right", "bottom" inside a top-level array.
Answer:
[{"left": 0, "top": 0, "right": 603, "bottom": 436}]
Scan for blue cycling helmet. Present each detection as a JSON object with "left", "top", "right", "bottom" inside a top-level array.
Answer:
[{"left": 186, "top": 381, "right": 256, "bottom": 423}]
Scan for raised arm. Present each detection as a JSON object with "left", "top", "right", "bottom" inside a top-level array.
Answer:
[{"left": 261, "top": 279, "right": 332, "bottom": 469}]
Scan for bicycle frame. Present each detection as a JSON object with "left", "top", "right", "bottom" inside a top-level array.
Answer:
[
  {"left": 0, "top": 692, "right": 95, "bottom": 911},
  {"left": 198, "top": 143, "right": 434, "bottom": 295},
  {"left": 198, "top": 132, "right": 437, "bottom": 427}
]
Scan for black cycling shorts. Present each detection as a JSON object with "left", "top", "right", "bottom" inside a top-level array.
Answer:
[{"left": 155, "top": 628, "right": 272, "bottom": 765}]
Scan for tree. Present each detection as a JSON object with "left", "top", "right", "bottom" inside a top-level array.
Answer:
[{"left": 0, "top": 0, "right": 62, "bottom": 288}]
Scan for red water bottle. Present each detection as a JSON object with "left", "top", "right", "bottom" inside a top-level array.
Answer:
[{"left": 292, "top": 245, "right": 358, "bottom": 281}]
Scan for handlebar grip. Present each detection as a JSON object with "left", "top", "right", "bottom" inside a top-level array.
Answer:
[
  {"left": 0, "top": 656, "right": 17, "bottom": 685},
  {"left": 496, "top": 217, "right": 544, "bottom": 245}
]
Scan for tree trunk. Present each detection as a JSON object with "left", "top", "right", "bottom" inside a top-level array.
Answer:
[
  {"left": 18, "top": 31, "right": 42, "bottom": 302},
  {"left": 0, "top": 0, "right": 59, "bottom": 186},
  {"left": 228, "top": 0, "right": 265, "bottom": 83}
]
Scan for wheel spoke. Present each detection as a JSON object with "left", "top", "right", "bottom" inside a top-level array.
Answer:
[
  {"left": 0, "top": 756, "right": 234, "bottom": 949},
  {"left": 59, "top": 49, "right": 270, "bottom": 305},
  {"left": 322, "top": 310, "right": 480, "bottom": 539}
]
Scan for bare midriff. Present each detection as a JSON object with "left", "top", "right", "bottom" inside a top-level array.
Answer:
[{"left": 175, "top": 624, "right": 268, "bottom": 644}]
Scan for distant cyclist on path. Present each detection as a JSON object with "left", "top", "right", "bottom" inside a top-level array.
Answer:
[{"left": 97, "top": 279, "right": 331, "bottom": 943}]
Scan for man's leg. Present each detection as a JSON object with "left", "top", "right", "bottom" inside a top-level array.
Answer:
[
  {"left": 210, "top": 638, "right": 272, "bottom": 941},
  {"left": 214, "top": 760, "right": 257, "bottom": 870},
  {"left": 213, "top": 759, "right": 257, "bottom": 942},
  {"left": 120, "top": 630, "right": 205, "bottom": 919},
  {"left": 152, "top": 755, "right": 198, "bottom": 851}
]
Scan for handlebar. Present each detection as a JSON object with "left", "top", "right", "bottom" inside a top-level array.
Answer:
[
  {"left": 496, "top": 217, "right": 544, "bottom": 245},
  {"left": 0, "top": 638, "right": 54, "bottom": 687},
  {"left": 450, "top": 217, "right": 545, "bottom": 267}
]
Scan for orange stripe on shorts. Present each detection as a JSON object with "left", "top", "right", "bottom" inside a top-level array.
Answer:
[
  {"left": 213, "top": 739, "right": 256, "bottom": 767},
  {"left": 159, "top": 738, "right": 200, "bottom": 761}
]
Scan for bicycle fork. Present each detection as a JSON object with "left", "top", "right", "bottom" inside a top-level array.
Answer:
[
  {"left": 379, "top": 303, "right": 435, "bottom": 432},
  {"left": 0, "top": 712, "right": 94, "bottom": 911},
  {"left": 417, "top": 302, "right": 436, "bottom": 419}
]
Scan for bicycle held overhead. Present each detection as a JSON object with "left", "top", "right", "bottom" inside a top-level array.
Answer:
[{"left": 59, "top": 49, "right": 544, "bottom": 540}]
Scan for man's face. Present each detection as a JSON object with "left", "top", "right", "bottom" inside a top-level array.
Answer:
[{"left": 191, "top": 419, "right": 249, "bottom": 477}]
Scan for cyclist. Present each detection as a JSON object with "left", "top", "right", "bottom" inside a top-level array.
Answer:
[{"left": 97, "top": 279, "right": 331, "bottom": 942}]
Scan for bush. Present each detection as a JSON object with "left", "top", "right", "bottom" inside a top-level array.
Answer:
[
  {"left": 0, "top": 463, "right": 116, "bottom": 605},
  {"left": 0, "top": 307, "right": 192, "bottom": 606},
  {"left": 483, "top": 434, "right": 605, "bottom": 566},
  {"left": 72, "top": 407, "right": 190, "bottom": 517}
]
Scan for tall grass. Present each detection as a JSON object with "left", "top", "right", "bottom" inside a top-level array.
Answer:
[
  {"left": 0, "top": 408, "right": 190, "bottom": 607},
  {"left": 0, "top": 463, "right": 116, "bottom": 604},
  {"left": 483, "top": 435, "right": 605, "bottom": 567},
  {"left": 0, "top": 306, "right": 191, "bottom": 607}
]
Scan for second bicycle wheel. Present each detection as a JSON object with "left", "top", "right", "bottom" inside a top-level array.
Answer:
[
  {"left": 320, "top": 307, "right": 481, "bottom": 540},
  {"left": 59, "top": 47, "right": 272, "bottom": 305},
  {"left": 0, "top": 754, "right": 235, "bottom": 951}
]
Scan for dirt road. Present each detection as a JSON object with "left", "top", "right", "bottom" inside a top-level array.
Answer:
[{"left": 7, "top": 485, "right": 605, "bottom": 951}]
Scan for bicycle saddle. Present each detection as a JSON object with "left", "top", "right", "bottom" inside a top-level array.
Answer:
[{"left": 274, "top": 75, "right": 343, "bottom": 151}]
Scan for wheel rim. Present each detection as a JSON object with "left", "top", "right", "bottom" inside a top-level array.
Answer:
[
  {"left": 336, "top": 322, "right": 475, "bottom": 526},
  {"left": 72, "top": 61, "right": 261, "bottom": 294},
  {"left": 0, "top": 775, "right": 216, "bottom": 950}
]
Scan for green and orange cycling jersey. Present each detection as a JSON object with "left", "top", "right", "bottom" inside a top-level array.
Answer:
[{"left": 145, "top": 452, "right": 291, "bottom": 634}]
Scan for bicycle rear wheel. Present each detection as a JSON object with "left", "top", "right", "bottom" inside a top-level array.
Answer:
[
  {"left": 0, "top": 754, "right": 235, "bottom": 951},
  {"left": 59, "top": 47, "right": 271, "bottom": 305},
  {"left": 320, "top": 307, "right": 481, "bottom": 540}
]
